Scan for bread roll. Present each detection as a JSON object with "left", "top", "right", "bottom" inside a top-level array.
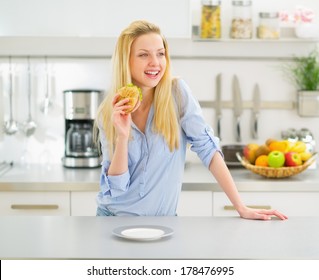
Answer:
[{"left": 118, "top": 83, "right": 142, "bottom": 113}]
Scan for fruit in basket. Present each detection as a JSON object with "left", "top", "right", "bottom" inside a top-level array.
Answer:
[
  {"left": 243, "top": 143, "right": 259, "bottom": 164},
  {"left": 255, "top": 144, "right": 271, "bottom": 158},
  {"left": 300, "top": 151, "right": 312, "bottom": 162},
  {"left": 268, "top": 140, "right": 290, "bottom": 153},
  {"left": 255, "top": 155, "right": 269, "bottom": 167},
  {"left": 285, "top": 152, "right": 302, "bottom": 166},
  {"left": 290, "top": 141, "right": 307, "bottom": 153},
  {"left": 265, "top": 138, "right": 276, "bottom": 146},
  {"left": 268, "top": 151, "right": 285, "bottom": 168}
]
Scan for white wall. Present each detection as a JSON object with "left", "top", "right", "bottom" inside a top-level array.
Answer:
[
  {"left": 0, "top": 0, "right": 191, "bottom": 38},
  {"left": 0, "top": 0, "right": 319, "bottom": 165}
]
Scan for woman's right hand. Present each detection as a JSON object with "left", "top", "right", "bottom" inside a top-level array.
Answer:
[{"left": 111, "top": 94, "right": 132, "bottom": 139}]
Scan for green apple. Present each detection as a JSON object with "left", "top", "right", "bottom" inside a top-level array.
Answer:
[{"left": 268, "top": 151, "right": 285, "bottom": 168}]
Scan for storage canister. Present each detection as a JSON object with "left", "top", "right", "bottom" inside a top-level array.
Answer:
[
  {"left": 200, "top": 0, "right": 221, "bottom": 39},
  {"left": 257, "top": 12, "right": 280, "bottom": 39},
  {"left": 230, "top": 0, "right": 253, "bottom": 39}
]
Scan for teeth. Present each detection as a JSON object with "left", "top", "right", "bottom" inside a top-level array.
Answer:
[{"left": 145, "top": 71, "right": 158, "bottom": 75}]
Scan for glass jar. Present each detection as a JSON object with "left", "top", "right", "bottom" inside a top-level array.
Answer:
[
  {"left": 257, "top": 12, "right": 280, "bottom": 39},
  {"left": 230, "top": 0, "right": 253, "bottom": 39},
  {"left": 200, "top": 0, "right": 221, "bottom": 39}
]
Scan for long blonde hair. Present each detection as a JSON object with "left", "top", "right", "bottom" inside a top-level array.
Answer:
[{"left": 95, "top": 20, "right": 180, "bottom": 158}]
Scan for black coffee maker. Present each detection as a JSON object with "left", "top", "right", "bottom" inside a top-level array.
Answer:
[{"left": 62, "top": 89, "right": 102, "bottom": 168}]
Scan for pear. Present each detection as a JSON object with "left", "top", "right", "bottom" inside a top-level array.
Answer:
[
  {"left": 255, "top": 144, "right": 271, "bottom": 158},
  {"left": 265, "top": 138, "right": 277, "bottom": 147}
]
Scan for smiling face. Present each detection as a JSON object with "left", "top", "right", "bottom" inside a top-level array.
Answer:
[{"left": 129, "top": 32, "right": 167, "bottom": 92}]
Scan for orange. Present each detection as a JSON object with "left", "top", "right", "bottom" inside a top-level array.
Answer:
[
  {"left": 268, "top": 141, "right": 289, "bottom": 153},
  {"left": 255, "top": 155, "right": 269, "bottom": 167}
]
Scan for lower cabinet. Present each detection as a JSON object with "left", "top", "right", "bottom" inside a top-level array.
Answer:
[
  {"left": 0, "top": 191, "right": 70, "bottom": 216},
  {"left": 71, "top": 191, "right": 98, "bottom": 216},
  {"left": 70, "top": 191, "right": 214, "bottom": 216},
  {"left": 213, "top": 192, "right": 319, "bottom": 217},
  {"left": 1, "top": 190, "right": 319, "bottom": 217},
  {"left": 177, "top": 191, "right": 213, "bottom": 216}
]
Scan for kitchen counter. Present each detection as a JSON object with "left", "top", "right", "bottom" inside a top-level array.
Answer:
[
  {"left": 0, "top": 216, "right": 318, "bottom": 260},
  {"left": 0, "top": 162, "right": 319, "bottom": 192}
]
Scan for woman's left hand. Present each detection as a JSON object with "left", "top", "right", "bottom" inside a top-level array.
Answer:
[{"left": 238, "top": 206, "right": 288, "bottom": 220}]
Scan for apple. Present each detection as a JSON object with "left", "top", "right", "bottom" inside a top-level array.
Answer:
[
  {"left": 243, "top": 143, "right": 259, "bottom": 164},
  {"left": 285, "top": 152, "right": 302, "bottom": 167},
  {"left": 268, "top": 151, "right": 285, "bottom": 168}
]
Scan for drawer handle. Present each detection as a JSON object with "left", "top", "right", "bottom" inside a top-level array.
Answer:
[
  {"left": 11, "top": 204, "right": 59, "bottom": 210},
  {"left": 224, "top": 205, "right": 271, "bottom": 211}
]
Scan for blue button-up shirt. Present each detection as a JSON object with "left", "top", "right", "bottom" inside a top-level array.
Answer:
[{"left": 96, "top": 79, "right": 221, "bottom": 216}]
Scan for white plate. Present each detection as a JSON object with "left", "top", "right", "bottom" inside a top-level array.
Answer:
[{"left": 112, "top": 225, "right": 174, "bottom": 241}]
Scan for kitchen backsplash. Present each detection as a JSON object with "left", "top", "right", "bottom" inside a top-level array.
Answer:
[{"left": 1, "top": 55, "right": 318, "bottom": 165}]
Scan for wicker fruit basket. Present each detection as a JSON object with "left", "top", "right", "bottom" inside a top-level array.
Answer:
[{"left": 236, "top": 152, "right": 317, "bottom": 178}]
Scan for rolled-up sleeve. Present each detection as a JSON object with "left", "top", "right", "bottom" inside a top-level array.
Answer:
[
  {"left": 100, "top": 162, "right": 130, "bottom": 197},
  {"left": 98, "top": 122, "right": 131, "bottom": 197},
  {"left": 179, "top": 79, "right": 223, "bottom": 168}
]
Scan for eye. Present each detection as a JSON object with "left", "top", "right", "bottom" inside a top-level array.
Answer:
[
  {"left": 158, "top": 52, "right": 165, "bottom": 57},
  {"left": 138, "top": 53, "right": 148, "bottom": 57}
]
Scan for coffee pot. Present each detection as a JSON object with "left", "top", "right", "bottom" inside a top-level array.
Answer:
[{"left": 62, "top": 89, "right": 102, "bottom": 168}]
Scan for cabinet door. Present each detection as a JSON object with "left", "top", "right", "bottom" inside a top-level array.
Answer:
[
  {"left": 213, "top": 192, "right": 319, "bottom": 217},
  {"left": 0, "top": 192, "right": 70, "bottom": 216},
  {"left": 177, "top": 191, "right": 213, "bottom": 216},
  {"left": 71, "top": 191, "right": 97, "bottom": 216},
  {"left": 72, "top": 191, "right": 213, "bottom": 216}
]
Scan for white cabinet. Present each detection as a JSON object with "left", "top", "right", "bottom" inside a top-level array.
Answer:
[
  {"left": 0, "top": 192, "right": 70, "bottom": 216},
  {"left": 71, "top": 191, "right": 214, "bottom": 217},
  {"left": 2, "top": 189, "right": 318, "bottom": 217},
  {"left": 213, "top": 192, "right": 319, "bottom": 217},
  {"left": 177, "top": 191, "right": 213, "bottom": 216},
  {"left": 71, "top": 191, "right": 98, "bottom": 216}
]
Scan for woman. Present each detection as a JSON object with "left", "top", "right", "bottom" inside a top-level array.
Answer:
[{"left": 95, "top": 20, "right": 287, "bottom": 220}]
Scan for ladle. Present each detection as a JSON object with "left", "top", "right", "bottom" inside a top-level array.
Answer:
[
  {"left": 3, "top": 57, "right": 18, "bottom": 135},
  {"left": 40, "top": 57, "right": 52, "bottom": 115},
  {"left": 22, "top": 57, "right": 37, "bottom": 137}
]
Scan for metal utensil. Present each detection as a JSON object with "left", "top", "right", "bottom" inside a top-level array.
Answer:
[
  {"left": 3, "top": 57, "right": 18, "bottom": 135},
  {"left": 251, "top": 84, "right": 261, "bottom": 139},
  {"left": 232, "top": 75, "right": 243, "bottom": 142},
  {"left": 0, "top": 161, "right": 13, "bottom": 177},
  {"left": 215, "top": 73, "right": 222, "bottom": 140},
  {"left": 40, "top": 57, "right": 52, "bottom": 115},
  {"left": 22, "top": 57, "right": 37, "bottom": 137}
]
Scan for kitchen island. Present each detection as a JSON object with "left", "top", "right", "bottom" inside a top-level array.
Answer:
[{"left": 0, "top": 216, "right": 318, "bottom": 259}]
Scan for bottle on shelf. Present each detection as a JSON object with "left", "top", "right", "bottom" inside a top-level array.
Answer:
[
  {"left": 230, "top": 0, "right": 253, "bottom": 39},
  {"left": 200, "top": 0, "right": 221, "bottom": 39},
  {"left": 257, "top": 12, "right": 280, "bottom": 39}
]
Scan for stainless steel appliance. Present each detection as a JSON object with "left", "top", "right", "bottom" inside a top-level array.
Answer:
[{"left": 62, "top": 89, "right": 102, "bottom": 168}]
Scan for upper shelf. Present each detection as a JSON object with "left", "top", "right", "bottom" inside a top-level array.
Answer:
[{"left": 0, "top": 36, "right": 317, "bottom": 60}]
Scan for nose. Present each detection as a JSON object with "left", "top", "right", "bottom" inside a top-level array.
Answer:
[{"left": 149, "top": 54, "right": 159, "bottom": 65}]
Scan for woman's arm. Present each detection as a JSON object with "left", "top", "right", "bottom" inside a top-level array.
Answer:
[
  {"left": 107, "top": 95, "right": 131, "bottom": 176},
  {"left": 209, "top": 152, "right": 288, "bottom": 220},
  {"left": 107, "top": 93, "right": 141, "bottom": 176},
  {"left": 108, "top": 136, "right": 129, "bottom": 176}
]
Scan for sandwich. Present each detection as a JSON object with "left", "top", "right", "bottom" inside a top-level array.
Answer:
[{"left": 117, "top": 83, "right": 143, "bottom": 113}]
